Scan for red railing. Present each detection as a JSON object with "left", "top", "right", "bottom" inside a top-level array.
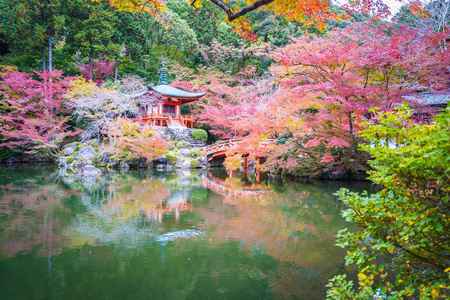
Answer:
[
  {"left": 140, "top": 112, "right": 194, "bottom": 127},
  {"left": 202, "top": 139, "right": 276, "bottom": 156}
]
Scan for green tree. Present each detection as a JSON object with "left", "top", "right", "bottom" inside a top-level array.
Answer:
[
  {"left": 0, "top": 0, "right": 65, "bottom": 71},
  {"left": 327, "top": 105, "right": 450, "bottom": 299},
  {"left": 64, "top": 0, "right": 121, "bottom": 78},
  {"left": 166, "top": 0, "right": 242, "bottom": 47}
]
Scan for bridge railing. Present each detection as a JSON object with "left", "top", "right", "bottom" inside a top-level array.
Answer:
[
  {"left": 202, "top": 139, "right": 241, "bottom": 156},
  {"left": 202, "top": 139, "right": 277, "bottom": 156}
]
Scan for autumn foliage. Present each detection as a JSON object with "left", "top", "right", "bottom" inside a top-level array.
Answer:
[
  {"left": 106, "top": 0, "right": 396, "bottom": 39},
  {"left": 0, "top": 70, "right": 74, "bottom": 155},
  {"left": 109, "top": 118, "right": 168, "bottom": 162},
  {"left": 195, "top": 22, "right": 450, "bottom": 176}
]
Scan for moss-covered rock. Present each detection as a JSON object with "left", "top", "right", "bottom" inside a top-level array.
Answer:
[
  {"left": 191, "top": 148, "right": 202, "bottom": 158},
  {"left": 176, "top": 141, "right": 191, "bottom": 149},
  {"left": 190, "top": 159, "right": 200, "bottom": 168},
  {"left": 165, "top": 153, "right": 178, "bottom": 166}
]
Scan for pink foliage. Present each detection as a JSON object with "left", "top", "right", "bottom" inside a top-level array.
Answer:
[
  {"left": 194, "top": 22, "right": 450, "bottom": 175},
  {"left": 320, "top": 152, "right": 335, "bottom": 163},
  {"left": 80, "top": 59, "right": 114, "bottom": 86},
  {"left": 0, "top": 70, "right": 75, "bottom": 153}
]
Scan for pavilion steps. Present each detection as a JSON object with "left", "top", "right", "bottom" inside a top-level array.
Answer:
[{"left": 155, "top": 127, "right": 205, "bottom": 149}]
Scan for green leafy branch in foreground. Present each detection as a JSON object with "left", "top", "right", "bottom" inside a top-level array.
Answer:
[{"left": 327, "top": 105, "right": 450, "bottom": 299}]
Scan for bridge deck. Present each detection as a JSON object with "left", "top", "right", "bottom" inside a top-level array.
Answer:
[{"left": 202, "top": 139, "right": 276, "bottom": 162}]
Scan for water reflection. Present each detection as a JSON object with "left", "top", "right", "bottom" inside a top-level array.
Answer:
[{"left": 0, "top": 167, "right": 375, "bottom": 300}]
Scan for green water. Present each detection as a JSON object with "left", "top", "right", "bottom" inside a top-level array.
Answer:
[{"left": 0, "top": 167, "right": 375, "bottom": 300}]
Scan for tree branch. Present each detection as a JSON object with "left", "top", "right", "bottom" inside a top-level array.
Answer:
[{"left": 209, "top": 0, "right": 274, "bottom": 22}]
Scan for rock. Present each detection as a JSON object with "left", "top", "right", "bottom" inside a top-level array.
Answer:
[
  {"left": 322, "top": 171, "right": 349, "bottom": 180},
  {"left": 175, "top": 157, "right": 184, "bottom": 168},
  {"left": 154, "top": 157, "right": 167, "bottom": 165},
  {"left": 197, "top": 157, "right": 207, "bottom": 166},
  {"left": 75, "top": 158, "right": 93, "bottom": 167},
  {"left": 6, "top": 156, "right": 17, "bottom": 163},
  {"left": 98, "top": 153, "right": 110, "bottom": 166},
  {"left": 349, "top": 172, "right": 369, "bottom": 181},
  {"left": 108, "top": 161, "right": 121, "bottom": 169},
  {"left": 182, "top": 160, "right": 191, "bottom": 170},
  {"left": 63, "top": 147, "right": 75, "bottom": 156},
  {"left": 120, "top": 161, "right": 129, "bottom": 172},
  {"left": 75, "top": 146, "right": 96, "bottom": 160},
  {"left": 125, "top": 159, "right": 138, "bottom": 169},
  {"left": 58, "top": 168, "right": 67, "bottom": 177},
  {"left": 139, "top": 157, "right": 149, "bottom": 168},
  {"left": 81, "top": 166, "right": 102, "bottom": 177},
  {"left": 166, "top": 165, "right": 173, "bottom": 171},
  {"left": 86, "top": 139, "right": 99, "bottom": 146},
  {"left": 59, "top": 156, "right": 67, "bottom": 167},
  {"left": 178, "top": 149, "right": 191, "bottom": 157}
]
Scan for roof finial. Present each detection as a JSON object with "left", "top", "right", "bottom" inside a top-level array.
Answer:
[{"left": 158, "top": 60, "right": 168, "bottom": 85}]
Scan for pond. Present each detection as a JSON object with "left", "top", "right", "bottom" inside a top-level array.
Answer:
[{"left": 0, "top": 167, "right": 375, "bottom": 300}]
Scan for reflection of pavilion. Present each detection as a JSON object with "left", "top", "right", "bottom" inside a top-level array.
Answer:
[{"left": 148, "top": 191, "right": 193, "bottom": 223}]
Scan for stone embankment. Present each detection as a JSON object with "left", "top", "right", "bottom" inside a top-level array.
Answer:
[{"left": 57, "top": 130, "right": 208, "bottom": 176}]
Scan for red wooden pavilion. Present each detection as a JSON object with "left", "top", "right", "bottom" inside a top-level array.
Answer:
[{"left": 137, "top": 62, "right": 207, "bottom": 128}]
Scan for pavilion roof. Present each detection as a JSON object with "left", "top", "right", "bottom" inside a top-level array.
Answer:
[
  {"left": 149, "top": 84, "right": 207, "bottom": 99},
  {"left": 403, "top": 93, "right": 450, "bottom": 106}
]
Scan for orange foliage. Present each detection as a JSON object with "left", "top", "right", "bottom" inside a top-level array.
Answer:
[
  {"left": 109, "top": 118, "right": 169, "bottom": 162},
  {"left": 105, "top": 0, "right": 396, "bottom": 40}
]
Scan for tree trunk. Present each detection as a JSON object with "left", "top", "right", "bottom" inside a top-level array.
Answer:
[
  {"left": 48, "top": 34, "right": 53, "bottom": 72},
  {"left": 42, "top": 46, "right": 46, "bottom": 72},
  {"left": 114, "top": 57, "right": 119, "bottom": 81},
  {"left": 89, "top": 50, "right": 94, "bottom": 80},
  {"left": 348, "top": 112, "right": 354, "bottom": 135}
]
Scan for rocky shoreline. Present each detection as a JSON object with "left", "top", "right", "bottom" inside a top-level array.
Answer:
[{"left": 55, "top": 137, "right": 209, "bottom": 176}]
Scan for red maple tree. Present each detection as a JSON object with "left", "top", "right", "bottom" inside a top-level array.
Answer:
[{"left": 0, "top": 70, "right": 75, "bottom": 155}]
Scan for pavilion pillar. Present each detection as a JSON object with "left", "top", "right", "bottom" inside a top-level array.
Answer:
[{"left": 256, "top": 157, "right": 261, "bottom": 166}]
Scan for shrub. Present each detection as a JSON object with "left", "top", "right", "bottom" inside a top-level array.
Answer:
[
  {"left": 0, "top": 146, "right": 14, "bottom": 160},
  {"left": 327, "top": 106, "right": 450, "bottom": 299},
  {"left": 168, "top": 142, "right": 177, "bottom": 150},
  {"left": 176, "top": 141, "right": 191, "bottom": 149},
  {"left": 190, "top": 159, "right": 200, "bottom": 168},
  {"left": 94, "top": 154, "right": 104, "bottom": 163},
  {"left": 66, "top": 156, "right": 75, "bottom": 164},
  {"left": 191, "top": 148, "right": 202, "bottom": 157},
  {"left": 165, "top": 153, "right": 178, "bottom": 166},
  {"left": 191, "top": 129, "right": 207, "bottom": 143}
]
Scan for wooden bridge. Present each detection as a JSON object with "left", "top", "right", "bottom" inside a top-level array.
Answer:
[{"left": 201, "top": 139, "right": 276, "bottom": 164}]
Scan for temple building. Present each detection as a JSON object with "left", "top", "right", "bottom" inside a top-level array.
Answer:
[{"left": 136, "top": 62, "right": 207, "bottom": 128}]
